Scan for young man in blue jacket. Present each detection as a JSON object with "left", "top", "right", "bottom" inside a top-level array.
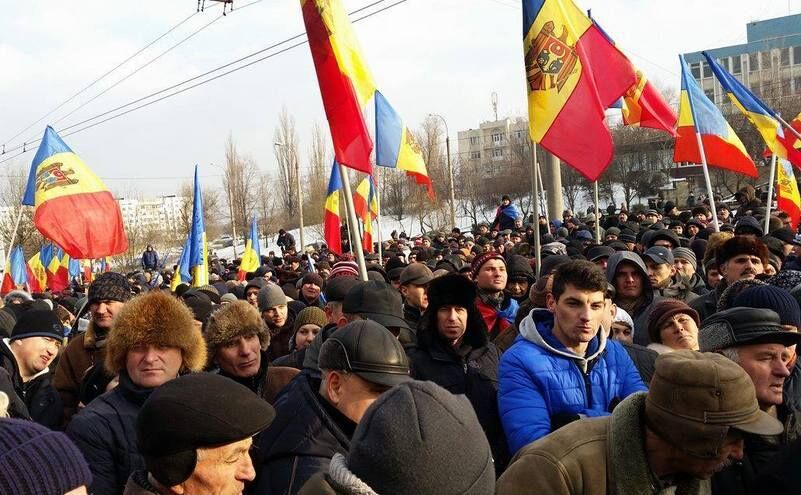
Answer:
[{"left": 499, "top": 260, "right": 647, "bottom": 455}]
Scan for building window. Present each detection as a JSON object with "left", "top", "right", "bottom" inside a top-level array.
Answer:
[
  {"left": 732, "top": 56, "right": 742, "bottom": 74},
  {"left": 760, "top": 51, "right": 771, "bottom": 70},
  {"left": 470, "top": 151, "right": 481, "bottom": 159},
  {"left": 748, "top": 52, "right": 759, "bottom": 72},
  {"left": 793, "top": 75, "right": 801, "bottom": 93},
  {"left": 469, "top": 136, "right": 479, "bottom": 146},
  {"left": 513, "top": 130, "right": 524, "bottom": 140},
  {"left": 491, "top": 132, "right": 504, "bottom": 144},
  {"left": 704, "top": 88, "right": 715, "bottom": 101},
  {"left": 701, "top": 61, "right": 710, "bottom": 78},
  {"left": 718, "top": 57, "right": 729, "bottom": 71},
  {"left": 691, "top": 62, "right": 701, "bottom": 79},
  {"left": 781, "top": 47, "right": 791, "bottom": 66},
  {"left": 492, "top": 148, "right": 503, "bottom": 160},
  {"left": 794, "top": 46, "right": 801, "bottom": 65}
]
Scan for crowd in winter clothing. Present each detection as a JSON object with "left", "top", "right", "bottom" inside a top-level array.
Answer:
[{"left": 5, "top": 188, "right": 801, "bottom": 494}]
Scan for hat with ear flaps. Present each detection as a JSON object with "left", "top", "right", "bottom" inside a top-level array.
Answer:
[
  {"left": 203, "top": 300, "right": 269, "bottom": 366},
  {"left": 418, "top": 274, "right": 488, "bottom": 350},
  {"left": 104, "top": 290, "right": 207, "bottom": 374}
]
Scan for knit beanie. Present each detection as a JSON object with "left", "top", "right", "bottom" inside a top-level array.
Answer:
[
  {"left": 506, "top": 255, "right": 534, "bottom": 282},
  {"left": 329, "top": 261, "right": 359, "bottom": 280},
  {"left": 672, "top": 247, "right": 698, "bottom": 271},
  {"left": 10, "top": 310, "right": 64, "bottom": 342},
  {"left": 647, "top": 299, "right": 700, "bottom": 345},
  {"left": 0, "top": 418, "right": 92, "bottom": 494},
  {"left": 293, "top": 306, "right": 327, "bottom": 333},
  {"left": 302, "top": 273, "right": 324, "bottom": 288},
  {"left": 258, "top": 284, "right": 287, "bottom": 312},
  {"left": 470, "top": 251, "right": 505, "bottom": 279},
  {"left": 180, "top": 290, "right": 214, "bottom": 325},
  {"left": 733, "top": 285, "right": 801, "bottom": 329},
  {"left": 87, "top": 272, "right": 132, "bottom": 304},
  {"left": 346, "top": 381, "right": 494, "bottom": 495},
  {"left": 0, "top": 309, "right": 15, "bottom": 339}
]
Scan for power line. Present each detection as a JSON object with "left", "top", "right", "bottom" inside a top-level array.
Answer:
[{"left": 0, "top": 0, "right": 405, "bottom": 166}]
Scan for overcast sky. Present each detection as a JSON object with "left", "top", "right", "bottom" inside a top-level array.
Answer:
[{"left": 1, "top": 0, "right": 799, "bottom": 198}]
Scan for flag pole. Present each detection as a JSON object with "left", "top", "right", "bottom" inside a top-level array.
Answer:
[
  {"left": 593, "top": 181, "right": 601, "bottom": 243},
  {"left": 374, "top": 168, "right": 383, "bottom": 263},
  {"left": 536, "top": 159, "right": 549, "bottom": 227},
  {"left": 765, "top": 153, "right": 778, "bottom": 233},
  {"left": 339, "top": 164, "right": 368, "bottom": 281},
  {"left": 531, "top": 146, "right": 541, "bottom": 277},
  {"left": 694, "top": 131, "right": 721, "bottom": 232},
  {"left": 4, "top": 206, "right": 24, "bottom": 271},
  {"left": 777, "top": 114, "right": 801, "bottom": 142}
]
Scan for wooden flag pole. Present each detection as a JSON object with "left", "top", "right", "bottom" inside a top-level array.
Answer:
[
  {"left": 339, "top": 164, "right": 368, "bottom": 281},
  {"left": 764, "top": 153, "right": 778, "bottom": 233},
  {"left": 593, "top": 181, "right": 601, "bottom": 243},
  {"left": 694, "top": 131, "right": 721, "bottom": 232},
  {"left": 532, "top": 146, "right": 541, "bottom": 278}
]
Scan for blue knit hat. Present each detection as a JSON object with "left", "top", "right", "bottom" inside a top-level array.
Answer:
[
  {"left": 0, "top": 418, "right": 92, "bottom": 493},
  {"left": 733, "top": 285, "right": 801, "bottom": 329}
]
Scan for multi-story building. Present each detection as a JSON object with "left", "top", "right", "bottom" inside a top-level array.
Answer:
[
  {"left": 683, "top": 13, "right": 801, "bottom": 106},
  {"left": 457, "top": 117, "right": 529, "bottom": 180},
  {"left": 117, "top": 195, "right": 185, "bottom": 237}
]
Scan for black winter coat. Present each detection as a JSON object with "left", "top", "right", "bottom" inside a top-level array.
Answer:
[
  {"left": 66, "top": 372, "right": 152, "bottom": 495},
  {"left": 0, "top": 340, "right": 62, "bottom": 429},
  {"left": 406, "top": 326, "right": 510, "bottom": 474},
  {"left": 251, "top": 372, "right": 354, "bottom": 495}
]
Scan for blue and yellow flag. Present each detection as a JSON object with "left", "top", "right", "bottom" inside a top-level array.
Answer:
[
  {"left": 324, "top": 163, "right": 343, "bottom": 255},
  {"left": 238, "top": 217, "right": 261, "bottom": 280},
  {"left": 188, "top": 165, "right": 208, "bottom": 287},
  {"left": 1, "top": 246, "right": 28, "bottom": 294}
]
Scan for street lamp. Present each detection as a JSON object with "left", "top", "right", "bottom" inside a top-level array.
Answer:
[
  {"left": 209, "top": 163, "right": 238, "bottom": 258},
  {"left": 274, "top": 141, "right": 305, "bottom": 254},
  {"left": 428, "top": 113, "right": 456, "bottom": 228}
]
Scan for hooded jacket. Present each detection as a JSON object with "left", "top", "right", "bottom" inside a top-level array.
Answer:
[
  {"left": 53, "top": 321, "right": 107, "bottom": 427},
  {"left": 0, "top": 339, "right": 61, "bottom": 428},
  {"left": 498, "top": 308, "right": 646, "bottom": 455},
  {"left": 606, "top": 251, "right": 663, "bottom": 346}
]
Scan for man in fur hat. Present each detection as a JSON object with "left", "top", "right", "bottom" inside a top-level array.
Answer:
[
  {"left": 66, "top": 291, "right": 207, "bottom": 495},
  {"left": 204, "top": 301, "right": 299, "bottom": 404}
]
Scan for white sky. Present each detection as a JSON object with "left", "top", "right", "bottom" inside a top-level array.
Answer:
[{"left": 1, "top": 0, "right": 799, "bottom": 197}]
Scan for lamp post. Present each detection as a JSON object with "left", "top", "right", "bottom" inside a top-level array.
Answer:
[
  {"left": 274, "top": 141, "right": 305, "bottom": 254},
  {"left": 209, "top": 163, "right": 238, "bottom": 258},
  {"left": 429, "top": 113, "right": 457, "bottom": 228}
]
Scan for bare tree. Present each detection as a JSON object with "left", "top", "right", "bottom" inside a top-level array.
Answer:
[
  {"left": 177, "top": 181, "right": 222, "bottom": 239},
  {"left": 274, "top": 107, "right": 300, "bottom": 224},
  {"left": 304, "top": 123, "right": 329, "bottom": 227},
  {"left": 224, "top": 134, "right": 260, "bottom": 238},
  {"left": 0, "top": 165, "right": 43, "bottom": 257}
]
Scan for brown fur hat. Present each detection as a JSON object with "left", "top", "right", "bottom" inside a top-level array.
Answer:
[
  {"left": 703, "top": 231, "right": 734, "bottom": 267},
  {"left": 716, "top": 235, "right": 769, "bottom": 268},
  {"left": 203, "top": 300, "right": 269, "bottom": 364},
  {"left": 105, "top": 290, "right": 207, "bottom": 374}
]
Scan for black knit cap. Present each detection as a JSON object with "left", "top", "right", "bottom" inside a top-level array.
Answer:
[
  {"left": 137, "top": 373, "right": 275, "bottom": 486},
  {"left": 87, "top": 272, "right": 132, "bottom": 304},
  {"left": 10, "top": 310, "right": 63, "bottom": 342}
]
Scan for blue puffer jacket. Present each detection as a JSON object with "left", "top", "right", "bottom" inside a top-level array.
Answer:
[{"left": 498, "top": 308, "right": 647, "bottom": 455}]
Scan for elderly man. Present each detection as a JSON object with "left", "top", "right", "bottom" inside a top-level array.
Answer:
[
  {"left": 123, "top": 373, "right": 275, "bottom": 495},
  {"left": 67, "top": 291, "right": 207, "bottom": 495},
  {"left": 699, "top": 307, "right": 801, "bottom": 494},
  {"left": 497, "top": 351, "right": 783, "bottom": 495},
  {"left": 54, "top": 272, "right": 132, "bottom": 426}
]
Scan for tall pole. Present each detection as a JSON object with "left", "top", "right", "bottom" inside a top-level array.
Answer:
[
  {"left": 764, "top": 153, "right": 778, "bottom": 233},
  {"left": 694, "top": 131, "right": 720, "bottom": 232},
  {"left": 4, "top": 206, "right": 24, "bottom": 271},
  {"left": 295, "top": 154, "right": 305, "bottom": 255},
  {"left": 374, "top": 167, "right": 384, "bottom": 262},
  {"left": 543, "top": 151, "right": 564, "bottom": 223},
  {"left": 227, "top": 183, "right": 238, "bottom": 259},
  {"left": 536, "top": 159, "right": 549, "bottom": 227},
  {"left": 531, "top": 146, "right": 541, "bottom": 277},
  {"left": 430, "top": 113, "right": 456, "bottom": 228},
  {"left": 593, "top": 181, "right": 601, "bottom": 243},
  {"left": 339, "top": 164, "right": 368, "bottom": 280}
]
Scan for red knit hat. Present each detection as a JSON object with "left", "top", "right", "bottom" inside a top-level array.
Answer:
[{"left": 470, "top": 251, "right": 505, "bottom": 279}]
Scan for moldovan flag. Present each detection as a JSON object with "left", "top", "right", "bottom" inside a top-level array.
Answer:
[
  {"left": 374, "top": 91, "right": 435, "bottom": 199},
  {"left": 622, "top": 69, "right": 678, "bottom": 135},
  {"left": 777, "top": 158, "right": 801, "bottom": 229},
  {"left": 170, "top": 238, "right": 192, "bottom": 292},
  {"left": 778, "top": 112, "right": 801, "bottom": 170},
  {"left": 238, "top": 217, "right": 261, "bottom": 281},
  {"left": 673, "top": 56, "right": 757, "bottom": 177},
  {"left": 189, "top": 166, "right": 208, "bottom": 287},
  {"left": 354, "top": 177, "right": 377, "bottom": 253},
  {"left": 27, "top": 252, "right": 47, "bottom": 293},
  {"left": 22, "top": 126, "right": 128, "bottom": 259},
  {"left": 301, "top": 0, "right": 376, "bottom": 174},
  {"left": 703, "top": 52, "right": 788, "bottom": 162},
  {"left": 1, "top": 246, "right": 28, "bottom": 294},
  {"left": 46, "top": 246, "right": 70, "bottom": 293},
  {"left": 324, "top": 163, "right": 343, "bottom": 255},
  {"left": 523, "top": 0, "right": 636, "bottom": 181}
]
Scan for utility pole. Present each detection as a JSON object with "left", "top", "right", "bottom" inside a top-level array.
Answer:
[{"left": 429, "top": 113, "right": 457, "bottom": 228}]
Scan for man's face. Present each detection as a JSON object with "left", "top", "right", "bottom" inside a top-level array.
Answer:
[
  {"left": 736, "top": 343, "right": 791, "bottom": 408},
  {"left": 301, "top": 282, "right": 321, "bottom": 301},
  {"left": 619, "top": 213, "right": 628, "bottom": 223},
  {"left": 478, "top": 225, "right": 489, "bottom": 235},
  {"left": 262, "top": 304, "right": 288, "bottom": 329},
  {"left": 245, "top": 288, "right": 260, "bottom": 307},
  {"left": 707, "top": 268, "right": 723, "bottom": 288},
  {"left": 502, "top": 199, "right": 511, "bottom": 206},
  {"left": 475, "top": 259, "right": 507, "bottom": 292},
  {"left": 436, "top": 305, "right": 469, "bottom": 344},
  {"left": 126, "top": 344, "right": 183, "bottom": 388},
  {"left": 423, "top": 239, "right": 431, "bottom": 247},
  {"left": 674, "top": 258, "right": 695, "bottom": 279},
  {"left": 89, "top": 300, "right": 125, "bottom": 330},
  {"left": 295, "top": 324, "right": 321, "bottom": 350},
  {"left": 611, "top": 322, "right": 633, "bottom": 344},
  {"left": 670, "top": 225, "right": 684, "bottom": 236},
  {"left": 676, "top": 430, "right": 745, "bottom": 479},
  {"left": 11, "top": 337, "right": 61, "bottom": 377},
  {"left": 687, "top": 225, "right": 700, "bottom": 237},
  {"left": 694, "top": 212, "right": 708, "bottom": 222},
  {"left": 183, "top": 437, "right": 256, "bottom": 495},
  {"left": 547, "top": 285, "right": 605, "bottom": 349},
  {"left": 718, "top": 209, "right": 730, "bottom": 220},
  {"left": 605, "top": 234, "right": 618, "bottom": 242},
  {"left": 653, "top": 240, "right": 674, "bottom": 249},
  {"left": 215, "top": 334, "right": 261, "bottom": 378},
  {"left": 400, "top": 283, "right": 428, "bottom": 310},
  {"left": 646, "top": 213, "right": 659, "bottom": 223},
  {"left": 614, "top": 262, "right": 644, "bottom": 299},
  {"left": 645, "top": 259, "right": 674, "bottom": 289},
  {"left": 506, "top": 279, "right": 530, "bottom": 299},
  {"left": 720, "top": 254, "right": 764, "bottom": 285}
]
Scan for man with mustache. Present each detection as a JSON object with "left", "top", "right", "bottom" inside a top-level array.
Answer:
[
  {"left": 690, "top": 236, "right": 768, "bottom": 322},
  {"left": 699, "top": 307, "right": 801, "bottom": 495}
]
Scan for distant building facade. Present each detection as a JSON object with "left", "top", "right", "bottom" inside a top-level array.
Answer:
[
  {"left": 457, "top": 117, "right": 529, "bottom": 180},
  {"left": 117, "top": 195, "right": 184, "bottom": 236}
]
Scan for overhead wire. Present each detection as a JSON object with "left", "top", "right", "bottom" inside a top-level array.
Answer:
[{"left": 0, "top": 0, "right": 407, "bottom": 166}]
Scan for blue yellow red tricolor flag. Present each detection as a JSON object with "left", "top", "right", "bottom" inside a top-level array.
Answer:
[
  {"left": 27, "top": 252, "right": 46, "bottom": 293},
  {"left": 301, "top": 0, "right": 375, "bottom": 174},
  {"left": 702, "top": 52, "right": 791, "bottom": 163},
  {"left": 374, "top": 90, "right": 435, "bottom": 199},
  {"left": 189, "top": 165, "right": 208, "bottom": 287},
  {"left": 779, "top": 113, "right": 801, "bottom": 169},
  {"left": 523, "top": 0, "right": 637, "bottom": 181},
  {"left": 238, "top": 217, "right": 261, "bottom": 281},
  {"left": 22, "top": 126, "right": 128, "bottom": 259},
  {"left": 673, "top": 56, "right": 757, "bottom": 177},
  {"left": 1, "top": 246, "right": 28, "bottom": 295},
  {"left": 777, "top": 158, "right": 801, "bottom": 229},
  {"left": 324, "top": 162, "right": 343, "bottom": 255},
  {"left": 353, "top": 176, "right": 378, "bottom": 253},
  {"left": 170, "top": 238, "right": 192, "bottom": 292}
]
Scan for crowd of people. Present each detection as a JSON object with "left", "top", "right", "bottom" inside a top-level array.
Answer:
[{"left": 3, "top": 186, "right": 801, "bottom": 494}]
